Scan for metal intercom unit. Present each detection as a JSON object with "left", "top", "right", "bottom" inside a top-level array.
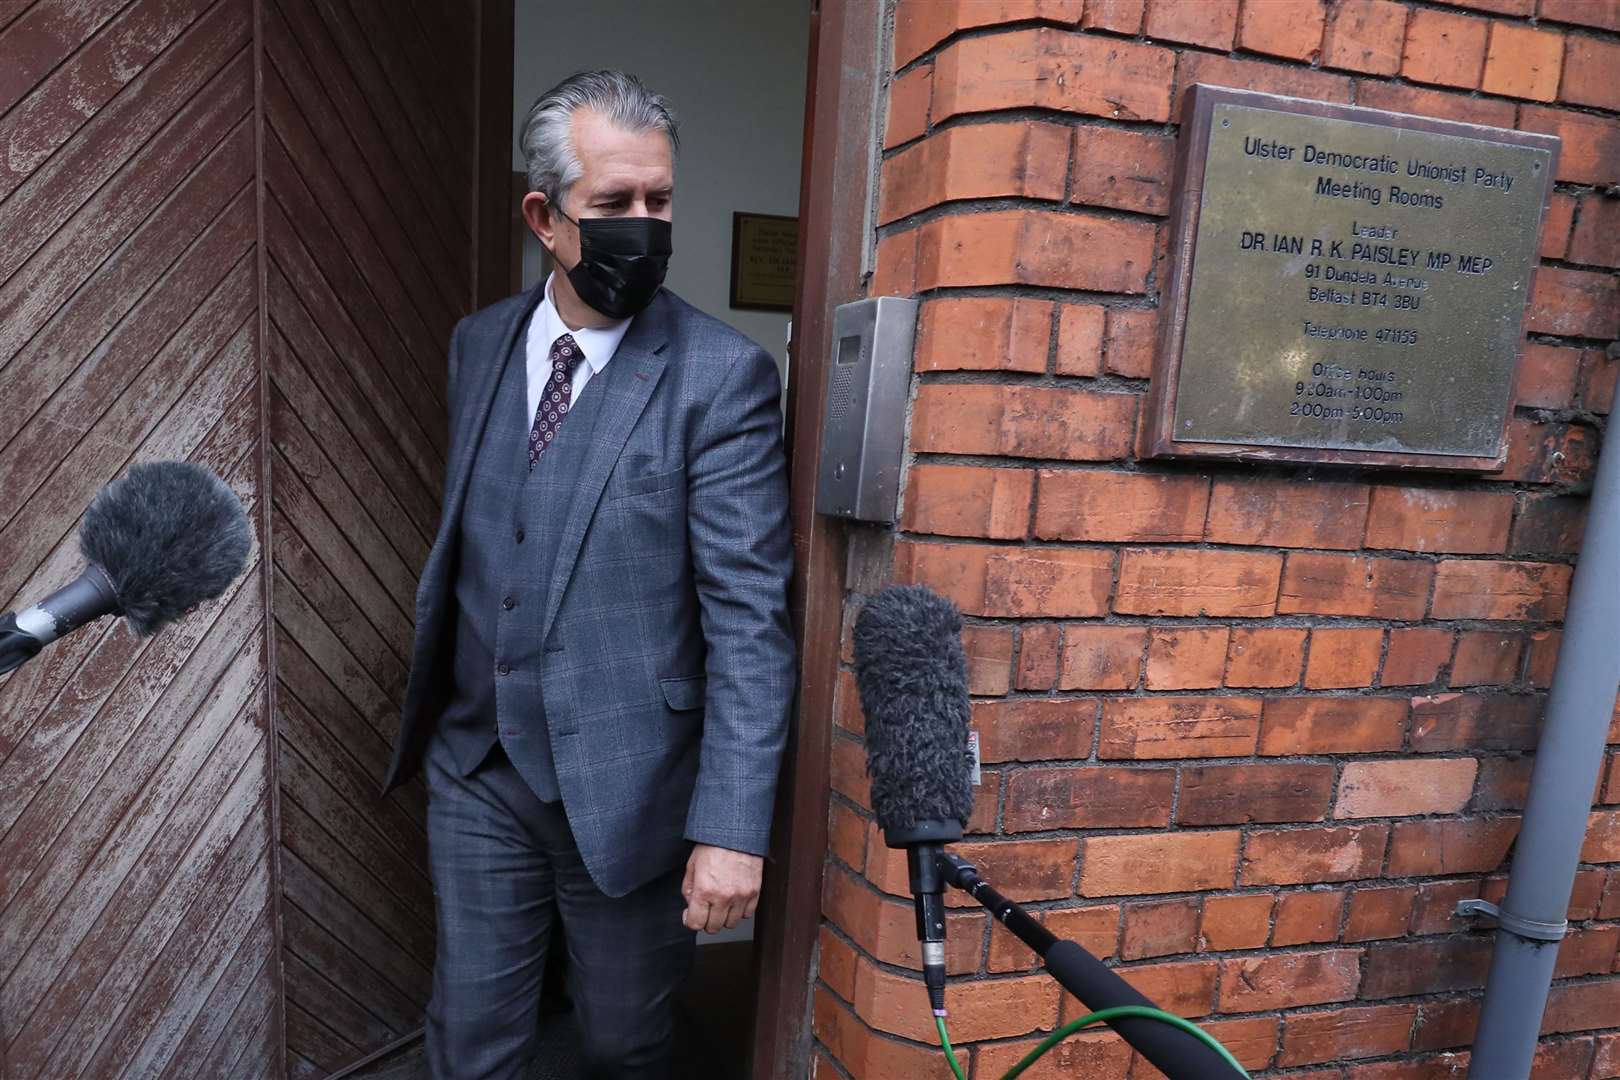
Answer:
[{"left": 815, "top": 296, "right": 918, "bottom": 523}]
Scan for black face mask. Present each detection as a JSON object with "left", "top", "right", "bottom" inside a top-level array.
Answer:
[{"left": 555, "top": 212, "right": 672, "bottom": 319}]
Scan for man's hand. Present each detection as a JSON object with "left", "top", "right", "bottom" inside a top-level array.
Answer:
[{"left": 682, "top": 844, "right": 763, "bottom": 933}]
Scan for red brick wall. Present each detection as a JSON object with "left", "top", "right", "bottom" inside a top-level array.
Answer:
[{"left": 813, "top": 0, "right": 1620, "bottom": 1076}]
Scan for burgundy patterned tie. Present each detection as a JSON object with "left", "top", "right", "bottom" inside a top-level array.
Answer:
[{"left": 528, "top": 333, "right": 585, "bottom": 469}]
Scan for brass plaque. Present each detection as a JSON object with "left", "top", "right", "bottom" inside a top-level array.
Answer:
[{"left": 1147, "top": 87, "right": 1560, "bottom": 470}]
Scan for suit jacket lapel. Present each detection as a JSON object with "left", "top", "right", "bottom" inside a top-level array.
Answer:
[{"left": 539, "top": 297, "right": 670, "bottom": 645}]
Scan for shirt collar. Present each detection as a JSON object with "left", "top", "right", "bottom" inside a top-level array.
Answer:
[{"left": 539, "top": 273, "right": 631, "bottom": 375}]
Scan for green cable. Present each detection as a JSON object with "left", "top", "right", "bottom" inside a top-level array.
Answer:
[
  {"left": 935, "top": 1015, "right": 970, "bottom": 1080},
  {"left": 936, "top": 1004, "right": 1251, "bottom": 1080}
]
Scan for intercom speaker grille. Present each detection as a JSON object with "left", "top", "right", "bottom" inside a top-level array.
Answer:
[{"left": 827, "top": 362, "right": 857, "bottom": 426}]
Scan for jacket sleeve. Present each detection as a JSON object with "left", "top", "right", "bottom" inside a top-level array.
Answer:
[{"left": 683, "top": 344, "right": 796, "bottom": 856}]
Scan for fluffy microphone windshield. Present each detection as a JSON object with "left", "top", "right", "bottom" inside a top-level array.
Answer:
[
  {"left": 79, "top": 462, "right": 253, "bottom": 637},
  {"left": 853, "top": 584, "right": 975, "bottom": 838}
]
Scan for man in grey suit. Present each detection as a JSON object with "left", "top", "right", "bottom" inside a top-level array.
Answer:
[{"left": 382, "top": 70, "right": 795, "bottom": 1079}]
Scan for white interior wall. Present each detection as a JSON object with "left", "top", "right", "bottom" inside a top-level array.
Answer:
[{"left": 513, "top": 0, "right": 810, "bottom": 378}]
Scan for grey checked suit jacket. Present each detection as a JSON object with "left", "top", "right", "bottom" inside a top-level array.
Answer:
[{"left": 383, "top": 285, "right": 796, "bottom": 897}]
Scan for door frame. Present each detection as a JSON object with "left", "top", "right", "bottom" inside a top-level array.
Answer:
[{"left": 750, "top": 0, "right": 884, "bottom": 1075}]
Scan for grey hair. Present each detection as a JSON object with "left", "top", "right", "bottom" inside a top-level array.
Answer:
[{"left": 519, "top": 70, "right": 679, "bottom": 214}]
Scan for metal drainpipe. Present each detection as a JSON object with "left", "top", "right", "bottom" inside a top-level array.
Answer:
[{"left": 1464, "top": 422, "right": 1620, "bottom": 1079}]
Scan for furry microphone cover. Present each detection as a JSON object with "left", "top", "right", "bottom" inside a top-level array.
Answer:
[
  {"left": 852, "top": 584, "right": 976, "bottom": 835},
  {"left": 79, "top": 461, "right": 252, "bottom": 637}
]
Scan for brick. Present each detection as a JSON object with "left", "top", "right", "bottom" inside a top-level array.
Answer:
[
  {"left": 1363, "top": 936, "right": 1493, "bottom": 999},
  {"left": 1387, "top": 817, "right": 1521, "bottom": 876},
  {"left": 1179, "top": 762, "right": 1336, "bottom": 825},
  {"left": 1513, "top": 495, "right": 1588, "bottom": 558},
  {"left": 1356, "top": 80, "right": 1517, "bottom": 128},
  {"left": 1272, "top": 889, "right": 1346, "bottom": 947},
  {"left": 823, "top": 865, "right": 984, "bottom": 975},
  {"left": 1522, "top": 628, "right": 1561, "bottom": 686},
  {"left": 1173, "top": 52, "right": 1355, "bottom": 121},
  {"left": 1054, "top": 303, "right": 1106, "bottom": 376},
  {"left": 962, "top": 624, "right": 1014, "bottom": 695},
  {"left": 1226, "top": 627, "right": 1307, "bottom": 689},
  {"left": 1145, "top": 0, "right": 1239, "bottom": 47},
  {"left": 1057, "top": 625, "right": 1145, "bottom": 690},
  {"left": 1569, "top": 193, "right": 1620, "bottom": 270},
  {"left": 1474, "top": 755, "right": 1534, "bottom": 810},
  {"left": 835, "top": 668, "right": 864, "bottom": 735},
  {"left": 1344, "top": 885, "right": 1416, "bottom": 941},
  {"left": 1100, "top": 696, "right": 1262, "bottom": 759},
  {"left": 830, "top": 733, "right": 870, "bottom": 808},
  {"left": 814, "top": 986, "right": 969, "bottom": 1078},
  {"left": 902, "top": 464, "right": 1034, "bottom": 540},
  {"left": 1606, "top": 752, "right": 1620, "bottom": 802},
  {"left": 973, "top": 698, "right": 1095, "bottom": 763},
  {"left": 1599, "top": 1033, "right": 1620, "bottom": 1079},
  {"left": 1450, "top": 630, "right": 1523, "bottom": 687},
  {"left": 1115, "top": 549, "right": 1283, "bottom": 617},
  {"left": 1579, "top": 347, "right": 1617, "bottom": 413},
  {"left": 1017, "top": 623, "right": 1061, "bottom": 690},
  {"left": 1146, "top": 627, "right": 1230, "bottom": 690},
  {"left": 1438, "top": 0, "right": 1533, "bottom": 13},
  {"left": 1206, "top": 477, "right": 1369, "bottom": 550},
  {"left": 1218, "top": 949, "right": 1362, "bottom": 1012},
  {"left": 829, "top": 800, "right": 867, "bottom": 870},
  {"left": 1534, "top": 1039, "right": 1597, "bottom": 1078},
  {"left": 1569, "top": 868, "right": 1607, "bottom": 918},
  {"left": 1085, "top": 0, "right": 1146, "bottom": 32},
  {"left": 1541, "top": 191, "right": 1576, "bottom": 259},
  {"left": 1410, "top": 693, "right": 1542, "bottom": 752},
  {"left": 1540, "top": 0, "right": 1620, "bottom": 31},
  {"left": 1402, "top": 8, "right": 1489, "bottom": 87},
  {"left": 1603, "top": 871, "right": 1620, "bottom": 918},
  {"left": 1555, "top": 924, "right": 1620, "bottom": 978},
  {"left": 819, "top": 926, "right": 858, "bottom": 1000},
  {"left": 885, "top": 64, "right": 930, "bottom": 149},
  {"left": 911, "top": 384, "right": 1138, "bottom": 460},
  {"left": 1305, "top": 628, "right": 1385, "bottom": 690},
  {"left": 1280, "top": 1003, "right": 1418, "bottom": 1067},
  {"left": 1584, "top": 808, "right": 1620, "bottom": 862},
  {"left": 1529, "top": 266, "right": 1620, "bottom": 338},
  {"left": 1503, "top": 419, "right": 1596, "bottom": 486},
  {"left": 1336, "top": 759, "right": 1478, "bottom": 819},
  {"left": 854, "top": 954, "right": 1061, "bottom": 1043},
  {"left": 1346, "top": 1055, "right": 1474, "bottom": 1079},
  {"left": 967, "top": 770, "right": 999, "bottom": 834},
  {"left": 1481, "top": 22, "right": 1564, "bottom": 100},
  {"left": 881, "top": 122, "right": 1068, "bottom": 224},
  {"left": 1102, "top": 307, "right": 1155, "bottom": 378},
  {"left": 974, "top": 1028, "right": 1132, "bottom": 1077},
  {"left": 1516, "top": 343, "right": 1582, "bottom": 410},
  {"left": 1279, "top": 552, "right": 1433, "bottom": 620},
  {"left": 1100, "top": 958, "right": 1220, "bottom": 1019},
  {"left": 1121, "top": 897, "right": 1200, "bottom": 959},
  {"left": 1519, "top": 105, "right": 1620, "bottom": 187},
  {"left": 895, "top": 541, "right": 1116, "bottom": 619},
  {"left": 862, "top": 831, "right": 1070, "bottom": 904},
  {"left": 916, "top": 296, "right": 1052, "bottom": 374},
  {"left": 1562, "top": 34, "right": 1620, "bottom": 111},
  {"left": 931, "top": 28, "right": 1176, "bottom": 124},
  {"left": 1259, "top": 697, "right": 1409, "bottom": 755},
  {"left": 1242, "top": 824, "right": 1389, "bottom": 885},
  {"left": 1199, "top": 893, "right": 1274, "bottom": 950},
  {"left": 1430, "top": 560, "right": 1573, "bottom": 622},
  {"left": 1413, "top": 997, "right": 1479, "bottom": 1051},
  {"left": 892, "top": 0, "right": 1086, "bottom": 66},
  {"left": 1005, "top": 765, "right": 1174, "bottom": 831},
  {"left": 870, "top": 228, "right": 917, "bottom": 297},
  {"left": 1034, "top": 471, "right": 1208, "bottom": 543},
  {"left": 1239, "top": 0, "right": 1328, "bottom": 60},
  {"left": 1364, "top": 487, "right": 1514, "bottom": 555},
  {"left": 1543, "top": 979, "right": 1620, "bottom": 1034},
  {"left": 1323, "top": 0, "right": 1408, "bottom": 74},
  {"left": 917, "top": 208, "right": 1157, "bottom": 294},
  {"left": 1381, "top": 628, "right": 1454, "bottom": 687},
  {"left": 1070, "top": 126, "right": 1174, "bottom": 215},
  {"left": 1080, "top": 830, "right": 1241, "bottom": 895}
]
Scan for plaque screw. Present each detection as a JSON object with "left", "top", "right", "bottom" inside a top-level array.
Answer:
[{"left": 1221, "top": 118, "right": 1230, "bottom": 128}]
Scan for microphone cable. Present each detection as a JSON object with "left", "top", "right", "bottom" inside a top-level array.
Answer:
[{"left": 935, "top": 1006, "right": 1251, "bottom": 1080}]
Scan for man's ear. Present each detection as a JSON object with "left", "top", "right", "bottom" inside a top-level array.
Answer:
[{"left": 521, "top": 191, "right": 555, "bottom": 250}]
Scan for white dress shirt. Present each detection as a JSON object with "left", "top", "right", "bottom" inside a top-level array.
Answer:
[{"left": 524, "top": 273, "right": 633, "bottom": 426}]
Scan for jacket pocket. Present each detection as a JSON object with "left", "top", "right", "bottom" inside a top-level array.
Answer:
[
  {"left": 659, "top": 675, "right": 706, "bottom": 712},
  {"left": 608, "top": 464, "right": 686, "bottom": 500}
]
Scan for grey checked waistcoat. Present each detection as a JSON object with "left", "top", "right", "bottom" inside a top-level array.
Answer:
[{"left": 436, "top": 324, "right": 606, "bottom": 799}]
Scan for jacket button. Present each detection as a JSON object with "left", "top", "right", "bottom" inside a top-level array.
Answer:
[
  {"left": 514, "top": 528, "right": 525, "bottom": 543},
  {"left": 497, "top": 662, "right": 511, "bottom": 676},
  {"left": 502, "top": 596, "right": 515, "bottom": 610}
]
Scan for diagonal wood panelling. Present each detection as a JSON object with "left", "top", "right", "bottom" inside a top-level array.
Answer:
[
  {"left": 0, "top": 0, "right": 482, "bottom": 1076},
  {"left": 264, "top": 0, "right": 477, "bottom": 1072},
  {"left": 0, "top": 0, "right": 279, "bottom": 1075}
]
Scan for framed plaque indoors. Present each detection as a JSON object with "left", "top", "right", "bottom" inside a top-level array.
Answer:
[
  {"left": 730, "top": 212, "right": 799, "bottom": 312},
  {"left": 1144, "top": 85, "right": 1560, "bottom": 471}
]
